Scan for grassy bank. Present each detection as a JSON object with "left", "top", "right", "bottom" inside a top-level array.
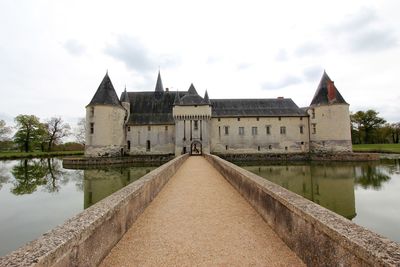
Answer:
[
  {"left": 353, "top": 144, "right": 400, "bottom": 153},
  {"left": 0, "top": 151, "right": 84, "bottom": 160}
]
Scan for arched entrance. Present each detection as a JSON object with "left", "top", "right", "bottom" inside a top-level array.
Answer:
[{"left": 190, "top": 141, "right": 202, "bottom": 155}]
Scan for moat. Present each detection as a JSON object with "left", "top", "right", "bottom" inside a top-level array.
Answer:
[{"left": 0, "top": 157, "right": 399, "bottom": 256}]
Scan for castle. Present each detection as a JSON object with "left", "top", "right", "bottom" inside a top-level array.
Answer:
[{"left": 85, "top": 71, "right": 352, "bottom": 157}]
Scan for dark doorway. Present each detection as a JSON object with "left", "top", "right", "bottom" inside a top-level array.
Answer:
[{"left": 190, "top": 141, "right": 202, "bottom": 155}]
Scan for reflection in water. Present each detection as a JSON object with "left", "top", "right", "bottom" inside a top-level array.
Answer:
[
  {"left": 11, "top": 160, "right": 48, "bottom": 195},
  {"left": 354, "top": 163, "right": 390, "bottom": 190},
  {"left": 244, "top": 161, "right": 393, "bottom": 220},
  {"left": 244, "top": 164, "right": 357, "bottom": 219},
  {"left": 9, "top": 158, "right": 81, "bottom": 195},
  {"left": 83, "top": 167, "right": 155, "bottom": 208}
]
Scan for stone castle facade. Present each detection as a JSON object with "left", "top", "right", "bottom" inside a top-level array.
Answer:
[{"left": 85, "top": 71, "right": 352, "bottom": 157}]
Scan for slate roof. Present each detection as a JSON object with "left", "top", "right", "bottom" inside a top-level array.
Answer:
[
  {"left": 125, "top": 91, "right": 186, "bottom": 125},
  {"left": 154, "top": 71, "right": 164, "bottom": 92},
  {"left": 310, "top": 71, "right": 347, "bottom": 106},
  {"left": 88, "top": 73, "right": 122, "bottom": 107},
  {"left": 179, "top": 84, "right": 210, "bottom": 106},
  {"left": 121, "top": 88, "right": 130, "bottom": 103},
  {"left": 210, "top": 98, "right": 307, "bottom": 117}
]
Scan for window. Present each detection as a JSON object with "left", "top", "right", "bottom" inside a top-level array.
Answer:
[
  {"left": 268, "top": 144, "right": 272, "bottom": 150},
  {"left": 148, "top": 126, "right": 151, "bottom": 131},
  {"left": 280, "top": 126, "right": 286, "bottom": 135},
  {"left": 252, "top": 126, "right": 258, "bottom": 135},
  {"left": 299, "top": 125, "right": 304, "bottom": 134},
  {"left": 285, "top": 146, "right": 288, "bottom": 150},
  {"left": 128, "top": 126, "right": 131, "bottom": 132},
  {"left": 266, "top": 125, "right": 271, "bottom": 135},
  {"left": 218, "top": 126, "right": 221, "bottom": 137},
  {"left": 300, "top": 117, "right": 303, "bottom": 121},
  {"left": 218, "top": 118, "right": 221, "bottom": 122},
  {"left": 90, "top": 123, "right": 94, "bottom": 134},
  {"left": 225, "top": 145, "right": 228, "bottom": 150},
  {"left": 257, "top": 146, "right": 260, "bottom": 151},
  {"left": 146, "top": 140, "right": 151, "bottom": 151},
  {"left": 278, "top": 116, "right": 281, "bottom": 121},
  {"left": 237, "top": 118, "right": 240, "bottom": 121},
  {"left": 90, "top": 107, "right": 94, "bottom": 117},
  {"left": 165, "top": 126, "right": 168, "bottom": 131},
  {"left": 311, "top": 109, "right": 315, "bottom": 119},
  {"left": 194, "top": 120, "right": 198, "bottom": 130},
  {"left": 127, "top": 141, "right": 131, "bottom": 150},
  {"left": 312, "top": 123, "right": 317, "bottom": 134},
  {"left": 256, "top": 117, "right": 259, "bottom": 121},
  {"left": 224, "top": 126, "right": 229, "bottom": 135},
  {"left": 239, "top": 127, "right": 245, "bottom": 135}
]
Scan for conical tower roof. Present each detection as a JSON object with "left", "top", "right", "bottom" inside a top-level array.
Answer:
[
  {"left": 310, "top": 71, "right": 347, "bottom": 106},
  {"left": 173, "top": 90, "right": 181, "bottom": 105},
  {"left": 88, "top": 72, "right": 121, "bottom": 106},
  {"left": 204, "top": 90, "right": 210, "bottom": 104},
  {"left": 155, "top": 71, "right": 164, "bottom": 92},
  {"left": 188, "top": 83, "right": 198, "bottom": 95},
  {"left": 179, "top": 83, "right": 208, "bottom": 105},
  {"left": 121, "top": 87, "right": 130, "bottom": 103}
]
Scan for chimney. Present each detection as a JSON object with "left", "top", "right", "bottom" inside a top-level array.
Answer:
[
  {"left": 165, "top": 88, "right": 169, "bottom": 92},
  {"left": 327, "top": 80, "right": 336, "bottom": 102},
  {"left": 277, "top": 96, "right": 284, "bottom": 100}
]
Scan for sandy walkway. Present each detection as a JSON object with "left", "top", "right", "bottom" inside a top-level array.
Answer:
[{"left": 100, "top": 156, "right": 304, "bottom": 266}]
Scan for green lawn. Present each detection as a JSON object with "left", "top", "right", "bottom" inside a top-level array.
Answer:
[
  {"left": 353, "top": 144, "right": 400, "bottom": 153},
  {"left": 0, "top": 151, "right": 84, "bottom": 160}
]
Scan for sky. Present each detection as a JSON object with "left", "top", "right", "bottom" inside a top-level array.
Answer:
[{"left": 0, "top": 0, "right": 399, "bottom": 129}]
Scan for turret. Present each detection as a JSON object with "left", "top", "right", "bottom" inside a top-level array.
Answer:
[
  {"left": 85, "top": 72, "right": 126, "bottom": 157},
  {"left": 308, "top": 71, "right": 352, "bottom": 153},
  {"left": 120, "top": 86, "right": 130, "bottom": 123}
]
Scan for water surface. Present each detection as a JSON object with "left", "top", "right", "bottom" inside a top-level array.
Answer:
[
  {"left": 242, "top": 159, "right": 400, "bottom": 243},
  {"left": 0, "top": 158, "right": 156, "bottom": 256}
]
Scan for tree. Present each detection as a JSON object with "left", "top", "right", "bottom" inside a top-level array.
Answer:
[
  {"left": 44, "top": 117, "right": 71, "bottom": 151},
  {"left": 390, "top": 122, "right": 400, "bottom": 143},
  {"left": 13, "top": 115, "right": 46, "bottom": 152},
  {"left": 0, "top": 120, "right": 11, "bottom": 141},
  {"left": 351, "top": 110, "right": 386, "bottom": 144},
  {"left": 74, "top": 118, "right": 86, "bottom": 145}
]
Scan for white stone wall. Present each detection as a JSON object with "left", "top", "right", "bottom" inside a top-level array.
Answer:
[
  {"left": 210, "top": 116, "right": 310, "bottom": 154},
  {"left": 308, "top": 104, "right": 352, "bottom": 153},
  {"left": 85, "top": 105, "right": 126, "bottom": 157},
  {"left": 174, "top": 118, "right": 211, "bottom": 156},
  {"left": 172, "top": 105, "right": 212, "bottom": 156},
  {"left": 127, "top": 124, "right": 175, "bottom": 155}
]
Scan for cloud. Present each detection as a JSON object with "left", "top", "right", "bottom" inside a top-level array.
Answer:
[
  {"left": 237, "top": 62, "right": 252, "bottom": 70},
  {"left": 262, "top": 75, "right": 302, "bottom": 90},
  {"left": 328, "top": 7, "right": 398, "bottom": 52},
  {"left": 275, "top": 49, "right": 288, "bottom": 61},
  {"left": 105, "top": 36, "right": 180, "bottom": 73},
  {"left": 294, "top": 42, "right": 323, "bottom": 57},
  {"left": 63, "top": 39, "right": 86, "bottom": 56},
  {"left": 303, "top": 66, "right": 323, "bottom": 82}
]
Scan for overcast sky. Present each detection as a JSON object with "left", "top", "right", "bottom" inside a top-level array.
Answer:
[{"left": 0, "top": 0, "right": 399, "bottom": 127}]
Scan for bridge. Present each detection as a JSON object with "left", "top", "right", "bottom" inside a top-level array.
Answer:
[
  {"left": 1, "top": 154, "right": 399, "bottom": 266},
  {"left": 100, "top": 156, "right": 303, "bottom": 266}
]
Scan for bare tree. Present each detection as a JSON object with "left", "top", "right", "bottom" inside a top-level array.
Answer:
[
  {"left": 0, "top": 120, "right": 12, "bottom": 141},
  {"left": 45, "top": 117, "right": 71, "bottom": 151},
  {"left": 74, "top": 118, "right": 86, "bottom": 145}
]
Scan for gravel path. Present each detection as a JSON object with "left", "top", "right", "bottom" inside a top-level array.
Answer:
[{"left": 100, "top": 156, "right": 305, "bottom": 266}]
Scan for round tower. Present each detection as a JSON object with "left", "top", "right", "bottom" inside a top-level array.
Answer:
[
  {"left": 308, "top": 71, "right": 352, "bottom": 153},
  {"left": 85, "top": 72, "right": 126, "bottom": 157}
]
